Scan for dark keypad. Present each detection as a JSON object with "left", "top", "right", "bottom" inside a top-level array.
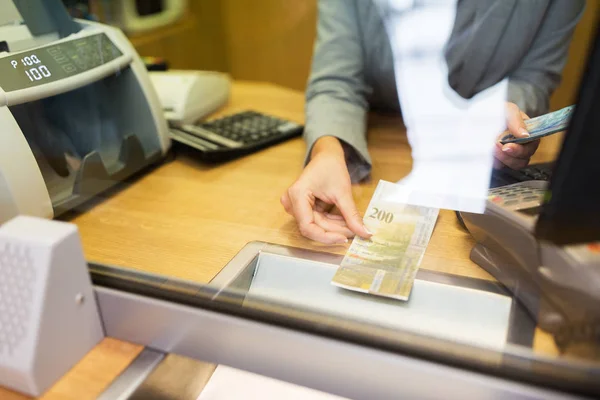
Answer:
[
  {"left": 199, "top": 111, "right": 296, "bottom": 146},
  {"left": 490, "top": 162, "right": 554, "bottom": 188},
  {"left": 171, "top": 110, "right": 304, "bottom": 162}
]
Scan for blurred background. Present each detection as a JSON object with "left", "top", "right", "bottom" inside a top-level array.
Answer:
[{"left": 64, "top": 0, "right": 598, "bottom": 111}]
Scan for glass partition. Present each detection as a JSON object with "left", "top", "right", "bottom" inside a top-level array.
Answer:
[{"left": 2, "top": 0, "right": 599, "bottom": 398}]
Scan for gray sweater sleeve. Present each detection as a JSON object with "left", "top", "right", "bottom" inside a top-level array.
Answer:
[
  {"left": 305, "top": 0, "right": 585, "bottom": 182},
  {"left": 507, "top": 1, "right": 585, "bottom": 117},
  {"left": 304, "top": 0, "right": 372, "bottom": 182}
]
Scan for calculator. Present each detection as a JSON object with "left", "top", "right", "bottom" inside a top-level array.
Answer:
[{"left": 169, "top": 110, "right": 304, "bottom": 162}]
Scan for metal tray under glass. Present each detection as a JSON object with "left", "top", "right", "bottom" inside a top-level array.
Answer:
[{"left": 210, "top": 241, "right": 536, "bottom": 351}]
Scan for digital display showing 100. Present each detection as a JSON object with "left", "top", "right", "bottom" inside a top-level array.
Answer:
[
  {"left": 10, "top": 55, "right": 52, "bottom": 82},
  {"left": 0, "top": 33, "right": 123, "bottom": 93}
]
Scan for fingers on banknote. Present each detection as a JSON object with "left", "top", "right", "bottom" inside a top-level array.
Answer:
[
  {"left": 505, "top": 102, "right": 530, "bottom": 139},
  {"left": 314, "top": 212, "right": 355, "bottom": 238},
  {"left": 335, "top": 192, "right": 372, "bottom": 239},
  {"left": 288, "top": 189, "right": 348, "bottom": 244},
  {"left": 496, "top": 140, "right": 540, "bottom": 169}
]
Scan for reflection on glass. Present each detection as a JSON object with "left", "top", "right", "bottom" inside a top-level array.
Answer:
[
  {"left": 74, "top": 0, "right": 598, "bottom": 378},
  {"left": 90, "top": 238, "right": 600, "bottom": 394},
  {"left": 3, "top": 0, "right": 597, "bottom": 397}
]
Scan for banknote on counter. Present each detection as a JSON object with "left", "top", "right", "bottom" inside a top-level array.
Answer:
[{"left": 331, "top": 180, "right": 439, "bottom": 301}]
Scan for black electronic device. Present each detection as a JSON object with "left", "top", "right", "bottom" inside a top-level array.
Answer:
[
  {"left": 490, "top": 162, "right": 554, "bottom": 188},
  {"left": 170, "top": 110, "right": 304, "bottom": 162},
  {"left": 534, "top": 27, "right": 600, "bottom": 245},
  {"left": 459, "top": 23, "right": 600, "bottom": 350}
]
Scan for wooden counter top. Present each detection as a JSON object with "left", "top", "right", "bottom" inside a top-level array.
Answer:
[
  {"left": 67, "top": 81, "right": 505, "bottom": 283},
  {"left": 0, "top": 81, "right": 563, "bottom": 398}
]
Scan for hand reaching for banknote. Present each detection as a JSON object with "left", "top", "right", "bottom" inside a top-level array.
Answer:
[
  {"left": 493, "top": 102, "right": 541, "bottom": 170},
  {"left": 283, "top": 103, "right": 539, "bottom": 244},
  {"left": 280, "top": 136, "right": 372, "bottom": 245}
]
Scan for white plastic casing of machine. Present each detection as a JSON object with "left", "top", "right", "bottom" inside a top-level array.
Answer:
[
  {"left": 149, "top": 70, "right": 231, "bottom": 125},
  {"left": 0, "top": 216, "right": 103, "bottom": 396},
  {"left": 0, "top": 19, "right": 171, "bottom": 224}
]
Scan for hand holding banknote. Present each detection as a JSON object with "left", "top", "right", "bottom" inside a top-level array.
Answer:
[
  {"left": 493, "top": 102, "right": 540, "bottom": 170},
  {"left": 282, "top": 103, "right": 536, "bottom": 243},
  {"left": 280, "top": 136, "right": 372, "bottom": 245}
]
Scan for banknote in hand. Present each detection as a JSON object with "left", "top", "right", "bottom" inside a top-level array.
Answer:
[
  {"left": 331, "top": 180, "right": 439, "bottom": 301},
  {"left": 500, "top": 105, "right": 575, "bottom": 145}
]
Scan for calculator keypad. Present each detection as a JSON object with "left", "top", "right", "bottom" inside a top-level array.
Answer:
[
  {"left": 171, "top": 110, "right": 304, "bottom": 162},
  {"left": 201, "top": 111, "right": 300, "bottom": 146}
]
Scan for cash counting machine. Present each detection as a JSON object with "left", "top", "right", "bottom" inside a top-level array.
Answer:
[{"left": 0, "top": 0, "right": 170, "bottom": 224}]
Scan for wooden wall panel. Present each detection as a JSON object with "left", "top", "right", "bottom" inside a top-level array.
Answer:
[
  {"left": 550, "top": 0, "right": 599, "bottom": 111},
  {"left": 220, "top": 0, "right": 317, "bottom": 91},
  {"left": 128, "top": 1, "right": 228, "bottom": 71},
  {"left": 123, "top": 0, "right": 597, "bottom": 104}
]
